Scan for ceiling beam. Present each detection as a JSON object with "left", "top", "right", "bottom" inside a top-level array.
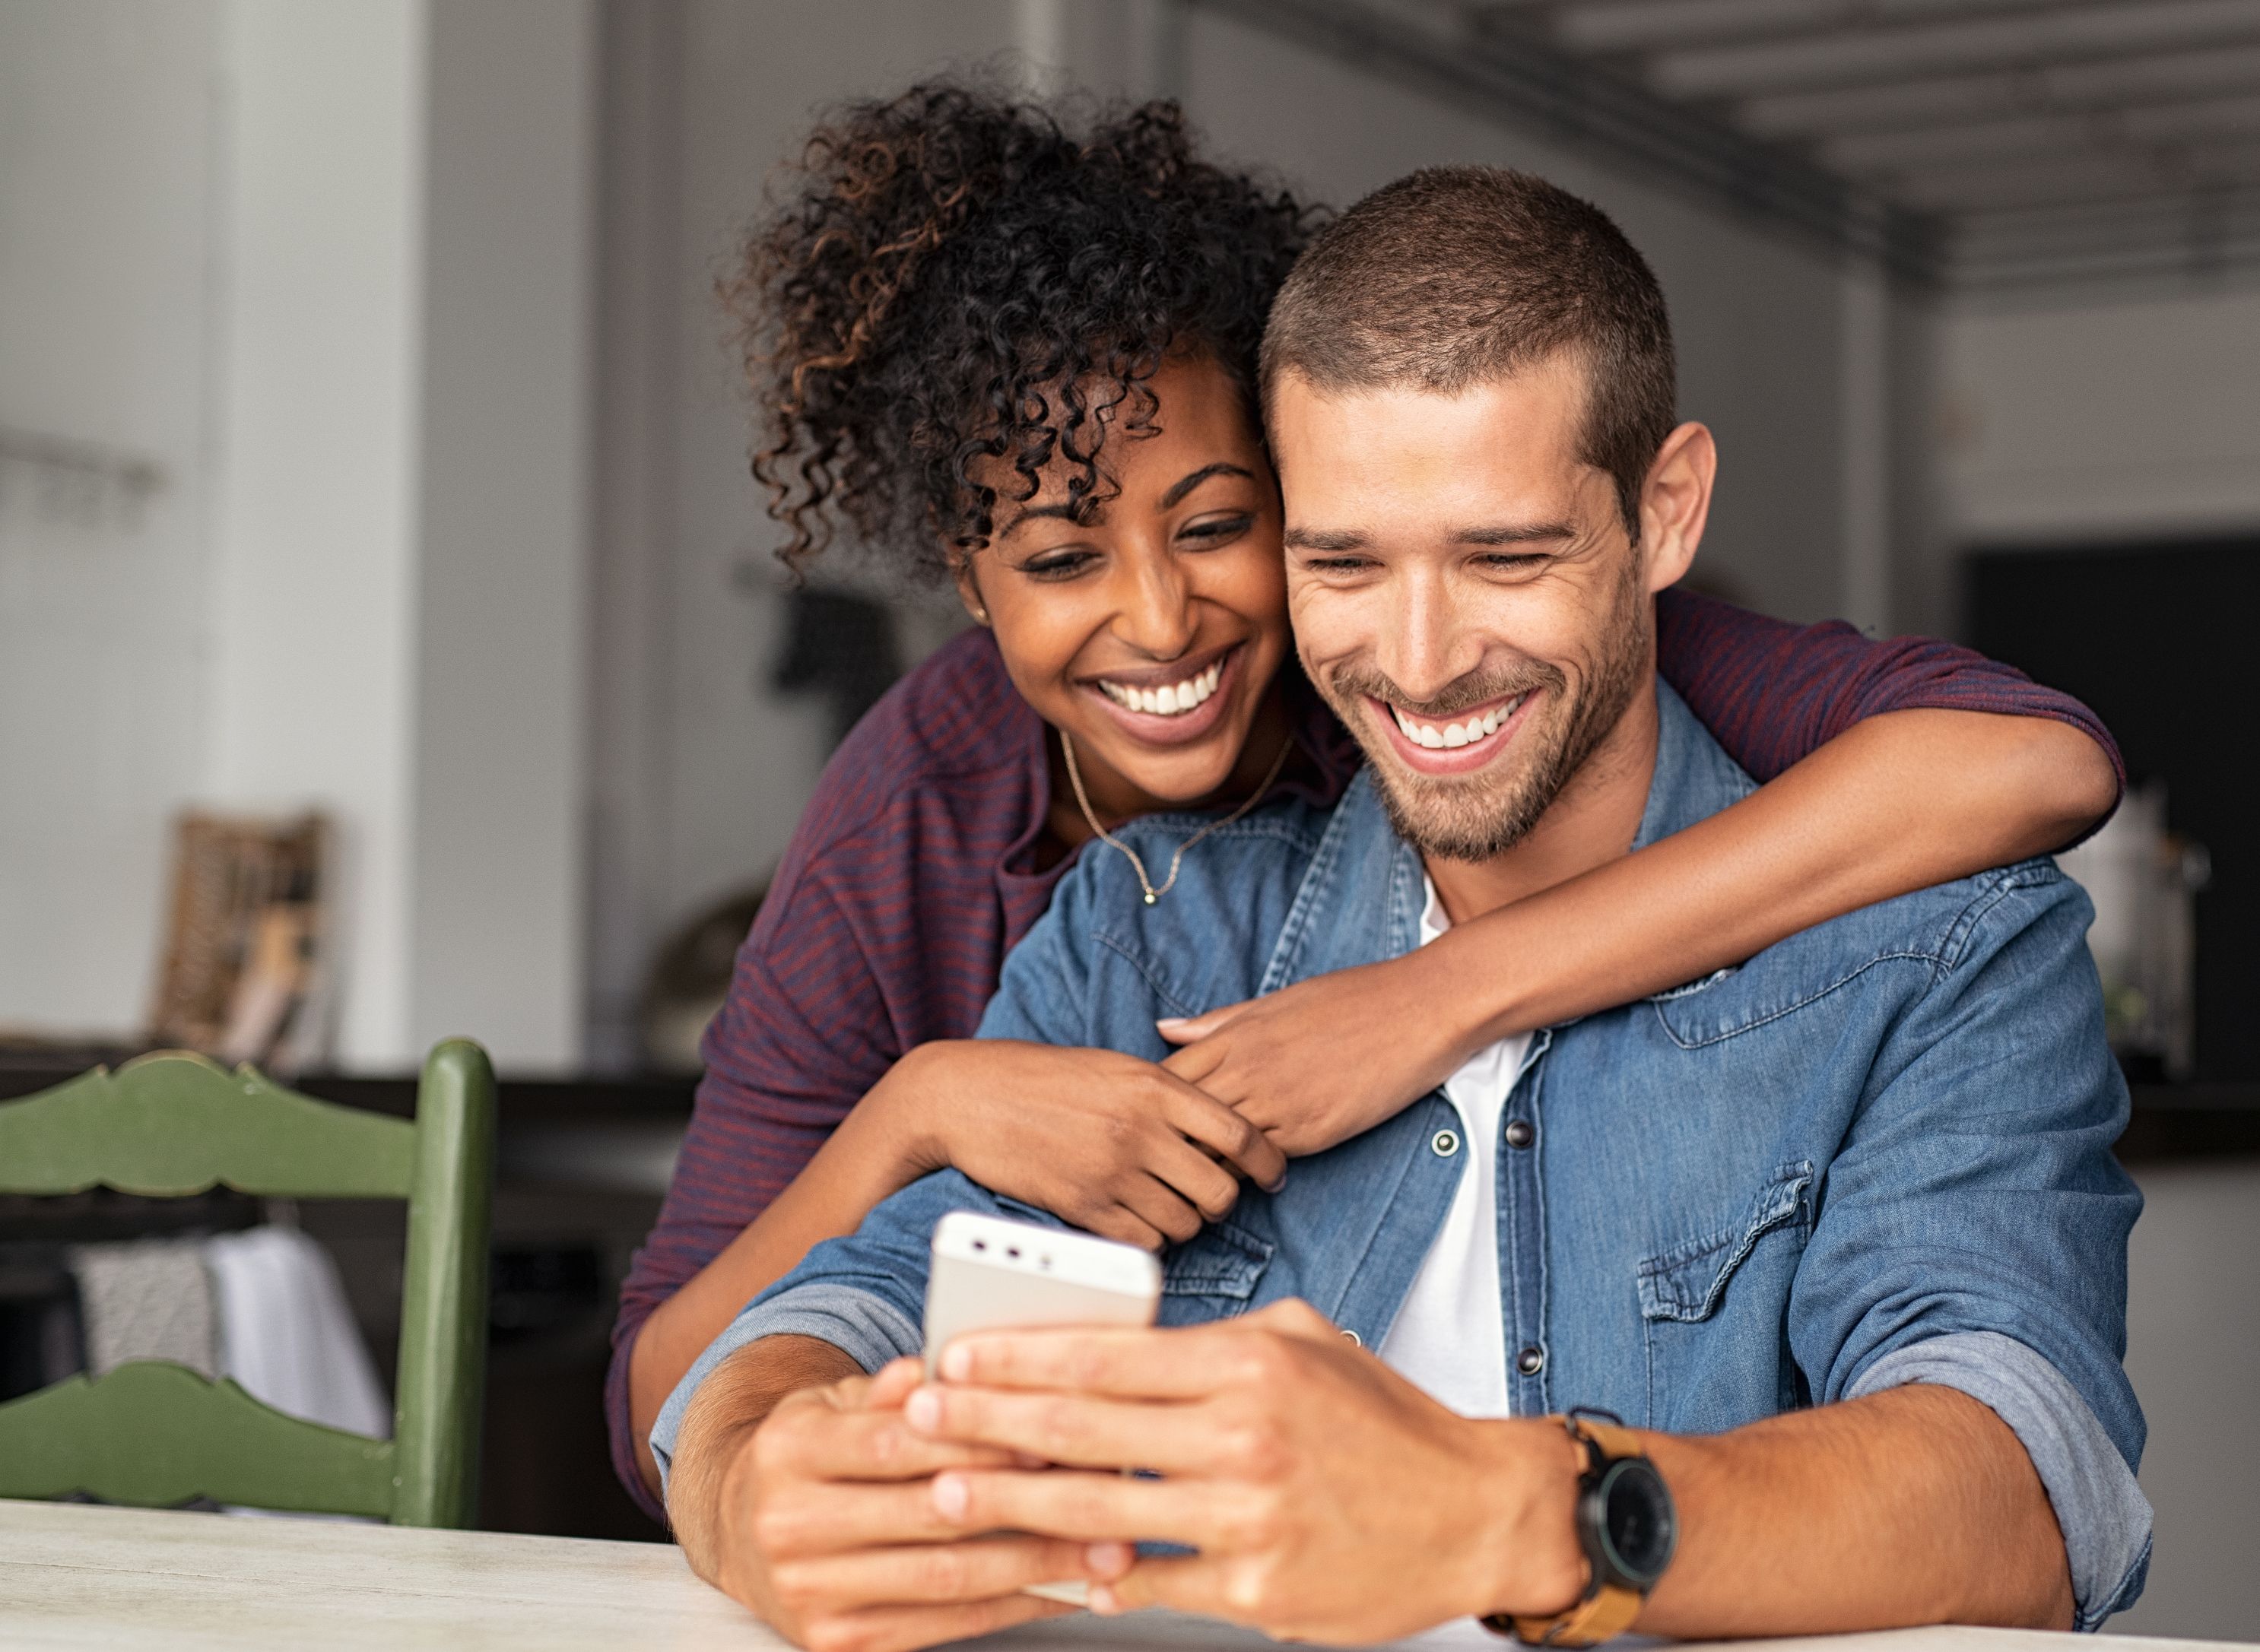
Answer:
[
  {"left": 1643, "top": 0, "right": 2260, "bottom": 100},
  {"left": 1525, "top": 0, "right": 2100, "bottom": 59},
  {"left": 1818, "top": 92, "right": 2260, "bottom": 174},
  {"left": 1189, "top": 0, "right": 1938, "bottom": 274},
  {"left": 1732, "top": 40, "right": 2260, "bottom": 140},
  {"left": 1887, "top": 137, "right": 2260, "bottom": 213}
]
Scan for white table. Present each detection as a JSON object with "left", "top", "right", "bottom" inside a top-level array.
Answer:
[{"left": 0, "top": 1500, "right": 2236, "bottom": 1652}]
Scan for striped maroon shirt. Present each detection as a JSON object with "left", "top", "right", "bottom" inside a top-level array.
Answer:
[{"left": 608, "top": 588, "right": 2122, "bottom": 1518}]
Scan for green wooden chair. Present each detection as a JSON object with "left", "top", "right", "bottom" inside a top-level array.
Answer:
[{"left": 0, "top": 1040, "right": 494, "bottom": 1526}]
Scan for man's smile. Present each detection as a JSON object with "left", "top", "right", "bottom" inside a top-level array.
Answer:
[{"left": 1366, "top": 688, "right": 1540, "bottom": 776}]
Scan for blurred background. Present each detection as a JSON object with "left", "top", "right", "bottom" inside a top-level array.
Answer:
[{"left": 2, "top": 0, "right": 2254, "bottom": 1635}]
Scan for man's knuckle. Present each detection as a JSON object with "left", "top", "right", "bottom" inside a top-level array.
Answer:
[
  {"left": 802, "top": 1616, "right": 865, "bottom": 1652},
  {"left": 749, "top": 1500, "right": 808, "bottom": 1556},
  {"left": 916, "top": 1546, "right": 971, "bottom": 1598}
]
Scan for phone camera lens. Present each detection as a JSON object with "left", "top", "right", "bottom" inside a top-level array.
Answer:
[
  {"left": 1007, "top": 1247, "right": 1021, "bottom": 1260},
  {"left": 972, "top": 1239, "right": 986, "bottom": 1251}
]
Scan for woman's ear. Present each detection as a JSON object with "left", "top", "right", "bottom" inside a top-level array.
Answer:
[{"left": 954, "top": 561, "right": 992, "bottom": 626}]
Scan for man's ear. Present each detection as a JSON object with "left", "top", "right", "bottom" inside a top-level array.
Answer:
[
  {"left": 954, "top": 560, "right": 992, "bottom": 627},
  {"left": 1635, "top": 422, "right": 1716, "bottom": 595}
]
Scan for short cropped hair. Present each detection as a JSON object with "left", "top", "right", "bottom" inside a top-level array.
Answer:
[{"left": 1260, "top": 166, "right": 1674, "bottom": 541}]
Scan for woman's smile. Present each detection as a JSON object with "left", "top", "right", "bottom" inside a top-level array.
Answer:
[{"left": 1081, "top": 641, "right": 1242, "bottom": 747}]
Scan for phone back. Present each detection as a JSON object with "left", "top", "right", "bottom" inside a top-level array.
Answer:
[{"left": 922, "top": 1212, "right": 1161, "bottom": 1375}]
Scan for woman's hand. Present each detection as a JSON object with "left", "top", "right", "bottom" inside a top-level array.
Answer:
[
  {"left": 1157, "top": 946, "right": 1474, "bottom": 1159},
  {"left": 884, "top": 1040, "right": 1287, "bottom": 1250}
]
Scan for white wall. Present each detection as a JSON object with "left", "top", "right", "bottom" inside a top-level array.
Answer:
[
  {"left": 208, "top": 0, "right": 430, "bottom": 1066},
  {"left": 2112, "top": 1162, "right": 2260, "bottom": 1641},
  {"left": 407, "top": 0, "right": 595, "bottom": 1064},
  {"left": 1941, "top": 288, "right": 2260, "bottom": 549},
  {"left": 3, "top": 0, "right": 595, "bottom": 1070},
  {"left": 0, "top": 0, "right": 224, "bottom": 1035}
]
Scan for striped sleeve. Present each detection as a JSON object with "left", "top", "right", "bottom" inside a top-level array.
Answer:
[
  {"left": 604, "top": 871, "right": 902, "bottom": 1522},
  {"left": 1655, "top": 587, "right": 2124, "bottom": 813}
]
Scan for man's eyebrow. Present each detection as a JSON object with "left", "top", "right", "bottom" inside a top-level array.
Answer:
[
  {"left": 1455, "top": 522, "right": 1576, "bottom": 546},
  {"left": 1284, "top": 527, "right": 1366, "bottom": 552},
  {"left": 1161, "top": 462, "right": 1254, "bottom": 510}
]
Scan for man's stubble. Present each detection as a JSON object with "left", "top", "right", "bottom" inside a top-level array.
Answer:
[{"left": 1316, "top": 553, "right": 1651, "bottom": 863}]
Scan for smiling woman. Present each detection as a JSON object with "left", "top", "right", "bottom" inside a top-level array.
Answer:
[{"left": 608, "top": 82, "right": 2128, "bottom": 1527}]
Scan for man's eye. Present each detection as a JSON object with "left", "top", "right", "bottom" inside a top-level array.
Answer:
[
  {"left": 1179, "top": 512, "right": 1254, "bottom": 547},
  {"left": 1308, "top": 555, "right": 1374, "bottom": 574},
  {"left": 1481, "top": 553, "right": 1546, "bottom": 572}
]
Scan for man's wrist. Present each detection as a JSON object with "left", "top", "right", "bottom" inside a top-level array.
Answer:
[{"left": 1466, "top": 1416, "right": 1590, "bottom": 1621}]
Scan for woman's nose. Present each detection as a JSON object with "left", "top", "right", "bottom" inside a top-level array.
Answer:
[{"left": 1113, "top": 553, "right": 1198, "bottom": 660}]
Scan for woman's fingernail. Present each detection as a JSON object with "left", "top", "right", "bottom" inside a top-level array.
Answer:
[
  {"left": 1087, "top": 1542, "right": 1133, "bottom": 1577},
  {"left": 1155, "top": 1017, "right": 1186, "bottom": 1031},
  {"left": 1090, "top": 1584, "right": 1122, "bottom": 1616},
  {"left": 940, "top": 1341, "right": 973, "bottom": 1381},
  {"left": 905, "top": 1387, "right": 941, "bottom": 1432},
  {"left": 932, "top": 1473, "right": 969, "bottom": 1520}
]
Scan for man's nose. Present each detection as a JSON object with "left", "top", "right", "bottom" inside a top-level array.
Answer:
[
  {"left": 1112, "top": 548, "right": 1197, "bottom": 661},
  {"left": 1375, "top": 572, "right": 1481, "bottom": 703}
]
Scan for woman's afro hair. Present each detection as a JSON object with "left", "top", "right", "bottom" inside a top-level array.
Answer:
[{"left": 729, "top": 81, "right": 1322, "bottom": 576}]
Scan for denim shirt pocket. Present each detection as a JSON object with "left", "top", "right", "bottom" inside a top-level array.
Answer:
[
  {"left": 1160, "top": 1218, "right": 1276, "bottom": 1323},
  {"left": 1636, "top": 1162, "right": 1814, "bottom": 1429}
]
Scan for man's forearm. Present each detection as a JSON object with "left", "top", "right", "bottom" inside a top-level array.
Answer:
[
  {"left": 667, "top": 1335, "right": 864, "bottom": 1582},
  {"left": 1632, "top": 1384, "right": 2074, "bottom": 1638}
]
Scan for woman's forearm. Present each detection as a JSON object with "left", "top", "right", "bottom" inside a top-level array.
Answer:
[
  {"left": 625, "top": 1062, "right": 941, "bottom": 1496},
  {"left": 1446, "top": 708, "right": 2117, "bottom": 1047}
]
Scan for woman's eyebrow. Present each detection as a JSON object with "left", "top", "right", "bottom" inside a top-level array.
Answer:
[{"left": 1160, "top": 462, "right": 1254, "bottom": 509}]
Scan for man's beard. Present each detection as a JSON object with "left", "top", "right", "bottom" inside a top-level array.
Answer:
[{"left": 1314, "top": 569, "right": 1650, "bottom": 862}]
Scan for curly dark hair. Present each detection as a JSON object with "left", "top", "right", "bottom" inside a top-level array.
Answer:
[{"left": 731, "top": 82, "right": 1322, "bottom": 576}]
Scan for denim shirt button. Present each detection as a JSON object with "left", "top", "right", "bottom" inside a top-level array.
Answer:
[
  {"left": 1516, "top": 1343, "right": 1545, "bottom": 1376},
  {"left": 1341, "top": 1327, "right": 1362, "bottom": 1346},
  {"left": 1504, "top": 1120, "right": 1535, "bottom": 1149},
  {"left": 1431, "top": 1129, "right": 1461, "bottom": 1157}
]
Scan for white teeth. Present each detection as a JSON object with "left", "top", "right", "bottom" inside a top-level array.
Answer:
[
  {"left": 1099, "top": 658, "right": 1224, "bottom": 718},
  {"left": 1392, "top": 693, "right": 1528, "bottom": 753}
]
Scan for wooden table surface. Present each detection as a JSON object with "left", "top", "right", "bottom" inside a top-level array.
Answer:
[{"left": 0, "top": 1500, "right": 2243, "bottom": 1652}]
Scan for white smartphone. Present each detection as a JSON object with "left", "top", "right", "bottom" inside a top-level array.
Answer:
[
  {"left": 923, "top": 1211, "right": 1162, "bottom": 1376},
  {"left": 922, "top": 1212, "right": 1162, "bottom": 1610}
]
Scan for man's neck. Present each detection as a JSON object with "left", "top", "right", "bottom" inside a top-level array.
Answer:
[{"left": 1424, "top": 675, "right": 1661, "bottom": 927}]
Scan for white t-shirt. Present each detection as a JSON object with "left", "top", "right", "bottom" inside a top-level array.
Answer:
[{"left": 1374, "top": 877, "right": 1531, "bottom": 1419}]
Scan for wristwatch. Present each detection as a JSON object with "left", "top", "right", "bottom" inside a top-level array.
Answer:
[{"left": 1482, "top": 1409, "right": 1677, "bottom": 1648}]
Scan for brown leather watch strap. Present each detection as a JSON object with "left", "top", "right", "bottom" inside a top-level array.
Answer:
[
  {"left": 1481, "top": 1415, "right": 1657, "bottom": 1648},
  {"left": 1503, "top": 1580, "right": 1646, "bottom": 1647}
]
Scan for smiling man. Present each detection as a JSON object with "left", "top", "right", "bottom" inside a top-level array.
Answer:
[{"left": 652, "top": 167, "right": 2150, "bottom": 1652}]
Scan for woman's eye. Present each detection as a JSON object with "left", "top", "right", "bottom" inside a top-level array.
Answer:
[
  {"left": 1021, "top": 548, "right": 1100, "bottom": 580},
  {"left": 1178, "top": 512, "right": 1254, "bottom": 547}
]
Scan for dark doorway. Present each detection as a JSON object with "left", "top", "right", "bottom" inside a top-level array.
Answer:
[{"left": 1966, "top": 537, "right": 2257, "bottom": 1080}]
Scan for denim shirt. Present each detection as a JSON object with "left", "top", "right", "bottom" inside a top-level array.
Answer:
[{"left": 655, "top": 681, "right": 2150, "bottom": 1625}]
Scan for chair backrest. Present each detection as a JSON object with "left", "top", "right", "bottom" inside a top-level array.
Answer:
[{"left": 0, "top": 1039, "right": 494, "bottom": 1526}]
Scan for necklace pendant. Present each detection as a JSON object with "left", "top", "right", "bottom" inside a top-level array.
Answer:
[{"left": 1142, "top": 890, "right": 1157, "bottom": 905}]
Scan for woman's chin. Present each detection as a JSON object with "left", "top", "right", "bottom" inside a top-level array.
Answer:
[{"left": 1068, "top": 718, "right": 1250, "bottom": 813}]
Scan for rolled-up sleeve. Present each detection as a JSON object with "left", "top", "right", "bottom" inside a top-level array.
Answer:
[
  {"left": 1849, "top": 1330, "right": 2152, "bottom": 1628},
  {"left": 1790, "top": 864, "right": 2148, "bottom": 1626},
  {"left": 649, "top": 1283, "right": 923, "bottom": 1495},
  {"left": 646, "top": 1167, "right": 1032, "bottom": 1504}
]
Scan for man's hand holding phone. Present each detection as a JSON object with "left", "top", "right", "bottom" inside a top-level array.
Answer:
[{"left": 683, "top": 1345, "right": 1128, "bottom": 1652}]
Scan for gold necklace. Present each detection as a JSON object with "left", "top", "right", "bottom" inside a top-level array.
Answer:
[{"left": 1059, "top": 726, "right": 1296, "bottom": 905}]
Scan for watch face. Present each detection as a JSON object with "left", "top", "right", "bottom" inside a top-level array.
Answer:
[{"left": 1597, "top": 1459, "right": 1677, "bottom": 1587}]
